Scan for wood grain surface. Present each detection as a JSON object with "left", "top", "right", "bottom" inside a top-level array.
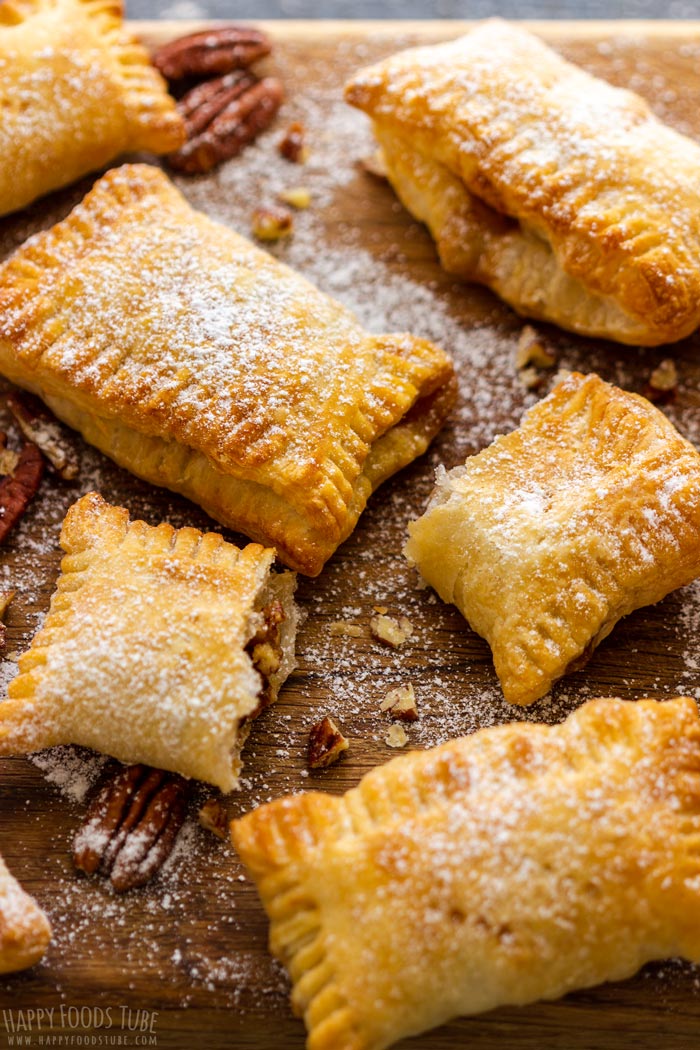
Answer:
[{"left": 2, "top": 20, "right": 700, "bottom": 1050}]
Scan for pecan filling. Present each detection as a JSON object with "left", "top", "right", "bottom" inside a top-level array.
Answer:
[{"left": 242, "top": 599, "right": 286, "bottom": 723}]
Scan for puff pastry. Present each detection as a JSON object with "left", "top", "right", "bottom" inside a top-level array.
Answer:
[
  {"left": 405, "top": 372, "right": 700, "bottom": 706},
  {"left": 232, "top": 696, "right": 700, "bottom": 1050},
  {"left": 0, "top": 0, "right": 184, "bottom": 217},
  {"left": 0, "top": 853, "right": 51, "bottom": 974},
  {"left": 0, "top": 493, "right": 299, "bottom": 792},
  {"left": 0, "top": 164, "right": 456, "bottom": 575},
  {"left": 346, "top": 19, "right": 700, "bottom": 345}
]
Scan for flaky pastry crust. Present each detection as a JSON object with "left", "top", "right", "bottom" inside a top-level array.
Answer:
[
  {"left": 233, "top": 696, "right": 700, "bottom": 1050},
  {"left": 0, "top": 164, "right": 456, "bottom": 574},
  {"left": 0, "top": 493, "right": 298, "bottom": 791},
  {"left": 0, "top": 0, "right": 183, "bottom": 217},
  {"left": 0, "top": 853, "right": 51, "bottom": 974},
  {"left": 346, "top": 19, "right": 700, "bottom": 345},
  {"left": 405, "top": 372, "right": 700, "bottom": 705}
]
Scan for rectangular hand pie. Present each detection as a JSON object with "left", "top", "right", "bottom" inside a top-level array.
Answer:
[
  {"left": 0, "top": 163, "right": 456, "bottom": 575},
  {"left": 0, "top": 853, "right": 51, "bottom": 974},
  {"left": 405, "top": 372, "right": 700, "bottom": 706},
  {"left": 0, "top": 0, "right": 184, "bottom": 217},
  {"left": 232, "top": 696, "right": 700, "bottom": 1050},
  {"left": 346, "top": 19, "right": 700, "bottom": 345},
  {"left": 0, "top": 492, "right": 299, "bottom": 791}
]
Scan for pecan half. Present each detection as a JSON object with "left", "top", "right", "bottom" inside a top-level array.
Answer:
[
  {"left": 0, "top": 440, "right": 44, "bottom": 545},
  {"left": 169, "top": 73, "right": 284, "bottom": 174},
  {"left": 152, "top": 26, "right": 272, "bottom": 82},
  {"left": 7, "top": 392, "right": 79, "bottom": 480},
  {"left": 308, "top": 716, "right": 349, "bottom": 770},
  {"left": 73, "top": 763, "right": 190, "bottom": 892}
]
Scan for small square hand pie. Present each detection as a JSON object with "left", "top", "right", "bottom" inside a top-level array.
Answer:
[
  {"left": 232, "top": 696, "right": 700, "bottom": 1050},
  {"left": 405, "top": 372, "right": 700, "bottom": 706},
  {"left": 346, "top": 19, "right": 700, "bottom": 345},
  {"left": 0, "top": 853, "right": 51, "bottom": 974},
  {"left": 0, "top": 0, "right": 184, "bottom": 217},
  {"left": 0, "top": 493, "right": 299, "bottom": 792},
  {"left": 0, "top": 163, "right": 456, "bottom": 575}
]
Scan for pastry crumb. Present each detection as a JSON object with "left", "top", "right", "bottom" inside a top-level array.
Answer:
[
  {"left": 308, "top": 716, "right": 349, "bottom": 769},
  {"left": 370, "top": 613, "right": 414, "bottom": 648},
  {"left": 278, "top": 186, "right": 312, "bottom": 210},
  {"left": 385, "top": 724, "right": 409, "bottom": 748},
  {"left": 329, "top": 620, "right": 363, "bottom": 637},
  {"left": 647, "top": 358, "right": 678, "bottom": 402},
  {"left": 359, "top": 151, "right": 388, "bottom": 179},
  {"left": 380, "top": 683, "right": 418, "bottom": 722}
]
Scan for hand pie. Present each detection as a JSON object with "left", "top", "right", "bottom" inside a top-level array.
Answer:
[
  {"left": 232, "top": 696, "right": 700, "bottom": 1050},
  {"left": 405, "top": 372, "right": 700, "bottom": 706},
  {"left": 346, "top": 19, "right": 700, "bottom": 345},
  {"left": 0, "top": 853, "right": 51, "bottom": 974},
  {"left": 0, "top": 0, "right": 183, "bottom": 217},
  {"left": 0, "top": 493, "right": 299, "bottom": 792},
  {"left": 0, "top": 163, "right": 456, "bottom": 575}
]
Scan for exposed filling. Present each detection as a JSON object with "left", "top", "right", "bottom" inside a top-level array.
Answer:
[{"left": 242, "top": 599, "right": 286, "bottom": 723}]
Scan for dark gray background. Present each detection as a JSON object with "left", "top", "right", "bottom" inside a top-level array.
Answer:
[{"left": 129, "top": 0, "right": 700, "bottom": 23}]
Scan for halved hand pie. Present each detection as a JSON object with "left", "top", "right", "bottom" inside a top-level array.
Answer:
[
  {"left": 405, "top": 372, "right": 700, "bottom": 705},
  {"left": 232, "top": 696, "right": 700, "bottom": 1050},
  {"left": 0, "top": 853, "right": 51, "bottom": 974},
  {"left": 0, "top": 163, "right": 456, "bottom": 575},
  {"left": 0, "top": 0, "right": 184, "bottom": 217},
  {"left": 0, "top": 493, "right": 298, "bottom": 791},
  {"left": 346, "top": 19, "right": 700, "bottom": 345}
]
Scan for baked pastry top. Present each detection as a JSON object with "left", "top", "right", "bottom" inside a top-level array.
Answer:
[
  {"left": 0, "top": 0, "right": 183, "bottom": 217},
  {"left": 232, "top": 696, "right": 700, "bottom": 1050},
  {"left": 346, "top": 19, "right": 700, "bottom": 345},
  {"left": 0, "top": 163, "right": 456, "bottom": 575},
  {"left": 405, "top": 372, "right": 700, "bottom": 706},
  {"left": 0, "top": 492, "right": 299, "bottom": 792},
  {"left": 0, "top": 853, "right": 51, "bottom": 974}
]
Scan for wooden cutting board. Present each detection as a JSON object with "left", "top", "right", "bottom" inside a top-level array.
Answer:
[{"left": 2, "top": 19, "right": 700, "bottom": 1050}]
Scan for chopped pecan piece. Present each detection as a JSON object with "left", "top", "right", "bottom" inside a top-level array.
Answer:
[
  {"left": 169, "top": 73, "right": 284, "bottom": 174},
  {"left": 198, "top": 798, "right": 229, "bottom": 840},
  {"left": 73, "top": 763, "right": 190, "bottom": 892},
  {"left": 7, "top": 391, "right": 79, "bottom": 480},
  {"left": 278, "top": 121, "right": 307, "bottom": 163},
  {"left": 251, "top": 205, "right": 293, "bottom": 242},
  {"left": 380, "top": 683, "right": 419, "bottom": 722},
  {"left": 515, "top": 325, "right": 557, "bottom": 371},
  {"left": 0, "top": 441, "right": 44, "bottom": 545},
  {"left": 370, "top": 613, "right": 414, "bottom": 648},
  {"left": 0, "top": 431, "right": 19, "bottom": 476},
  {"left": 308, "top": 716, "right": 349, "bottom": 769},
  {"left": 152, "top": 26, "right": 272, "bottom": 82}
]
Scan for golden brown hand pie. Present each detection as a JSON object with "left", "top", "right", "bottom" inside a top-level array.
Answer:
[
  {"left": 0, "top": 493, "right": 299, "bottom": 791},
  {"left": 0, "top": 163, "right": 456, "bottom": 575},
  {"left": 346, "top": 19, "right": 700, "bottom": 345},
  {"left": 0, "top": 0, "right": 183, "bottom": 217},
  {"left": 0, "top": 853, "right": 51, "bottom": 974},
  {"left": 232, "top": 696, "right": 700, "bottom": 1050},
  {"left": 405, "top": 372, "right": 700, "bottom": 706}
]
